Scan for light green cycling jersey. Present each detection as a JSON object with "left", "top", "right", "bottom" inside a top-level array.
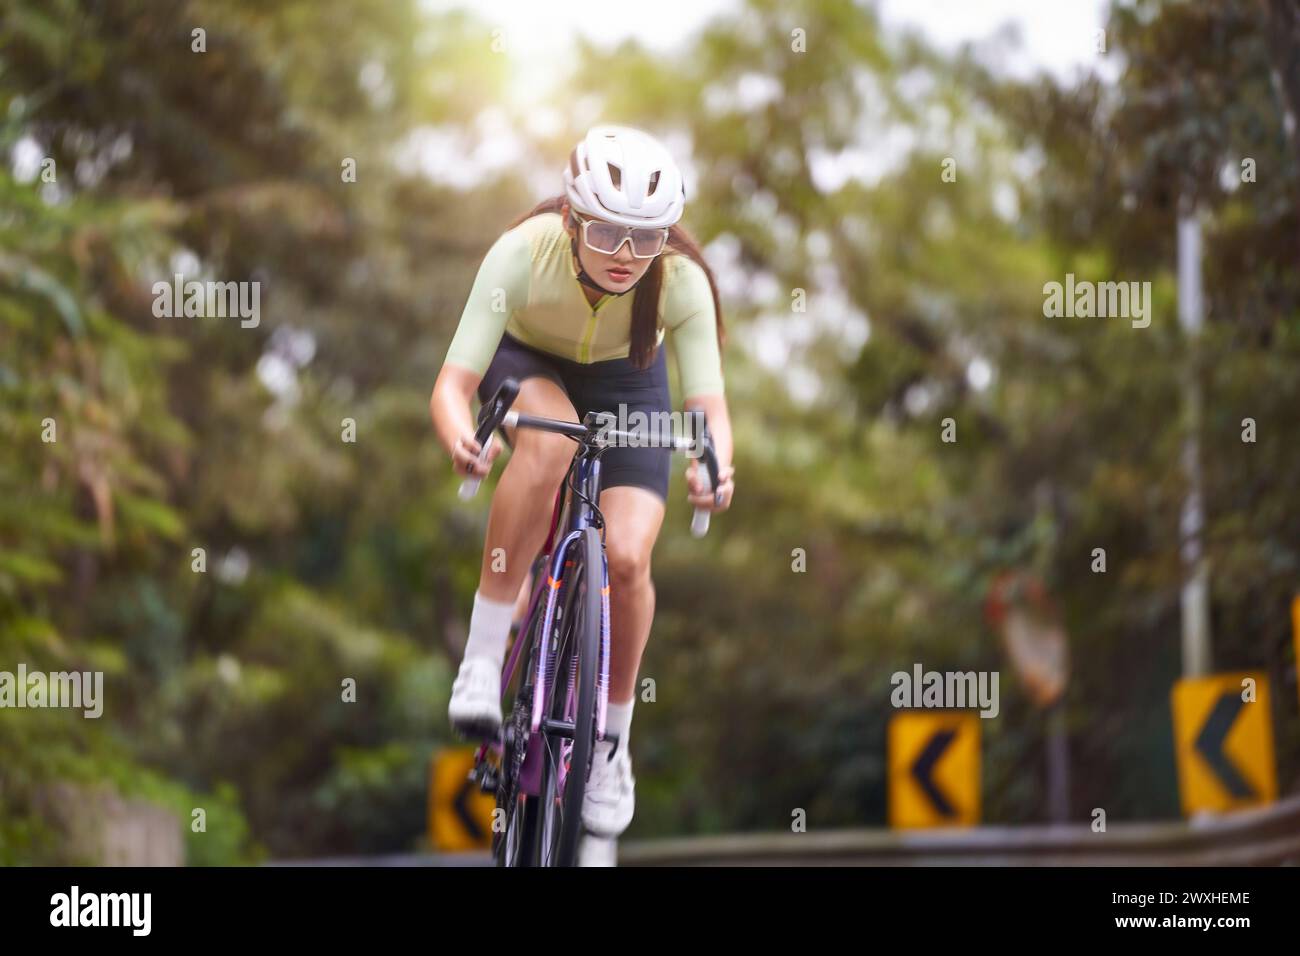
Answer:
[{"left": 443, "top": 212, "right": 725, "bottom": 399}]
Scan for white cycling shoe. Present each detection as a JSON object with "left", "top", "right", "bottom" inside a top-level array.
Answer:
[
  {"left": 582, "top": 740, "right": 635, "bottom": 837},
  {"left": 447, "top": 656, "right": 503, "bottom": 739},
  {"left": 577, "top": 833, "right": 618, "bottom": 867}
]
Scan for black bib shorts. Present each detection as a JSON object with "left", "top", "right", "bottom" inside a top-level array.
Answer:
[{"left": 475, "top": 332, "right": 673, "bottom": 502}]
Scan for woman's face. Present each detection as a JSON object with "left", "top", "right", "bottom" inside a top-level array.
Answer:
[{"left": 562, "top": 201, "right": 656, "bottom": 293}]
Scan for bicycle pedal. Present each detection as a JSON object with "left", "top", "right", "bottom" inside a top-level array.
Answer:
[{"left": 471, "top": 765, "right": 499, "bottom": 794}]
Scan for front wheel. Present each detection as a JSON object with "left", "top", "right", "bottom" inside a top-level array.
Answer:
[
  {"left": 535, "top": 526, "right": 604, "bottom": 867},
  {"left": 493, "top": 555, "right": 549, "bottom": 867}
]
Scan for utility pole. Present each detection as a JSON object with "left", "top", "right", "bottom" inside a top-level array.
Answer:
[{"left": 1177, "top": 204, "right": 1212, "bottom": 677}]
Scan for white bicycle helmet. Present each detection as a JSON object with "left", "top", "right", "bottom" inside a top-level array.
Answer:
[{"left": 563, "top": 125, "right": 685, "bottom": 229}]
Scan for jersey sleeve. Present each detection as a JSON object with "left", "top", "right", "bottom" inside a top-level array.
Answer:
[
  {"left": 443, "top": 226, "right": 532, "bottom": 375},
  {"left": 661, "top": 256, "right": 725, "bottom": 399}
]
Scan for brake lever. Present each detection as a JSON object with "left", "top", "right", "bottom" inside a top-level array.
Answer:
[
  {"left": 457, "top": 432, "right": 496, "bottom": 500},
  {"left": 688, "top": 411, "right": 719, "bottom": 538},
  {"left": 457, "top": 378, "right": 519, "bottom": 500}
]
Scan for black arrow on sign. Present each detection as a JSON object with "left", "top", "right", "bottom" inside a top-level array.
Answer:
[
  {"left": 454, "top": 777, "right": 485, "bottom": 842},
  {"left": 1194, "top": 693, "right": 1255, "bottom": 799},
  {"left": 911, "top": 729, "right": 958, "bottom": 817}
]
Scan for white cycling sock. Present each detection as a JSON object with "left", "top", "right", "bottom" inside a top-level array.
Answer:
[
  {"left": 603, "top": 696, "right": 635, "bottom": 753},
  {"left": 462, "top": 589, "right": 515, "bottom": 672}
]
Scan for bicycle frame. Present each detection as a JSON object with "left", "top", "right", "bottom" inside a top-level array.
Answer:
[{"left": 490, "top": 449, "right": 611, "bottom": 800}]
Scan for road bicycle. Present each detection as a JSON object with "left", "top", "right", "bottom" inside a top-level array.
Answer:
[{"left": 455, "top": 377, "right": 720, "bottom": 866}]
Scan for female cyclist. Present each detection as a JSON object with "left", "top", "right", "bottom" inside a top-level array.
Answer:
[{"left": 429, "top": 125, "right": 735, "bottom": 839}]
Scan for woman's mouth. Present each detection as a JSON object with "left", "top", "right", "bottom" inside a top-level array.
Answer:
[{"left": 607, "top": 267, "right": 632, "bottom": 281}]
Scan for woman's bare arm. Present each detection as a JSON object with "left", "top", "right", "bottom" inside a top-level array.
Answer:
[{"left": 431, "top": 363, "right": 499, "bottom": 478}]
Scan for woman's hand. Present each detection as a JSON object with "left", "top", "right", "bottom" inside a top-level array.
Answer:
[
  {"left": 685, "top": 459, "right": 735, "bottom": 511},
  {"left": 432, "top": 365, "right": 497, "bottom": 479},
  {"left": 451, "top": 429, "right": 502, "bottom": 478}
]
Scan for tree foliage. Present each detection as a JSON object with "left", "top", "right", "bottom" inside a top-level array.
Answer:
[{"left": 1, "top": 0, "right": 1295, "bottom": 860}]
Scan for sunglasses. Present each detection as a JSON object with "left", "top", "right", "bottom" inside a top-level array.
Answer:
[{"left": 573, "top": 215, "right": 669, "bottom": 259}]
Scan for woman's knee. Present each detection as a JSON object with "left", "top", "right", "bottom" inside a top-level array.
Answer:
[
  {"left": 507, "top": 378, "right": 575, "bottom": 489},
  {"left": 510, "top": 433, "right": 572, "bottom": 491},
  {"left": 607, "top": 538, "right": 652, "bottom": 586}
]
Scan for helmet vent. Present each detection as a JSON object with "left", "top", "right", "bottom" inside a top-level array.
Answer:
[{"left": 564, "top": 126, "right": 685, "bottom": 228}]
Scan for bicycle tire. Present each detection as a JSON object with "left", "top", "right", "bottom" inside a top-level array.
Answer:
[
  {"left": 493, "top": 683, "right": 539, "bottom": 867},
  {"left": 493, "top": 557, "right": 548, "bottom": 867},
  {"left": 535, "top": 526, "right": 603, "bottom": 867}
]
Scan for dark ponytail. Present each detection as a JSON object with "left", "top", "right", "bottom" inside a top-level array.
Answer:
[{"left": 509, "top": 196, "right": 726, "bottom": 372}]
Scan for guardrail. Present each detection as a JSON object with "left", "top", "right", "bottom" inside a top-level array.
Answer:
[
  {"left": 615, "top": 793, "right": 1300, "bottom": 866},
  {"left": 267, "top": 793, "right": 1300, "bottom": 866}
]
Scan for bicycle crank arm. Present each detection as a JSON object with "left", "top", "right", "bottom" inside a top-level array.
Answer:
[{"left": 540, "top": 717, "right": 575, "bottom": 738}]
